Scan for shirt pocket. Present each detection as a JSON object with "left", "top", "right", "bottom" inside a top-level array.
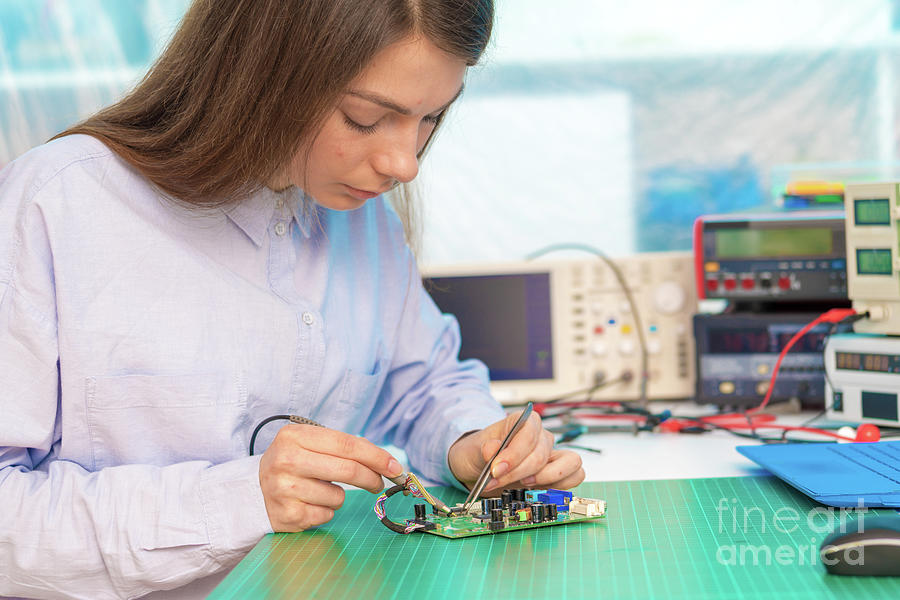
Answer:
[
  {"left": 330, "top": 354, "right": 386, "bottom": 434},
  {"left": 85, "top": 372, "right": 248, "bottom": 469}
]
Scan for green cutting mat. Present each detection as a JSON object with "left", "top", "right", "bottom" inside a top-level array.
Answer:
[{"left": 210, "top": 477, "right": 900, "bottom": 600}]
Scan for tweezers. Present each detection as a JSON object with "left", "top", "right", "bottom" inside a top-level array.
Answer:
[{"left": 462, "top": 402, "right": 534, "bottom": 510}]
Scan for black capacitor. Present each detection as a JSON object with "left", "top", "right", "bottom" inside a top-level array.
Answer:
[
  {"left": 501, "top": 491, "right": 512, "bottom": 507},
  {"left": 547, "top": 504, "right": 558, "bottom": 520},
  {"left": 491, "top": 498, "right": 503, "bottom": 511},
  {"left": 512, "top": 488, "right": 525, "bottom": 501},
  {"left": 414, "top": 503, "right": 427, "bottom": 521},
  {"left": 532, "top": 503, "right": 545, "bottom": 522},
  {"left": 489, "top": 507, "right": 504, "bottom": 530}
]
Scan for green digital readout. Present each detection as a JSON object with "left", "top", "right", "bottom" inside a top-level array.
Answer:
[
  {"left": 854, "top": 198, "right": 891, "bottom": 226},
  {"left": 714, "top": 227, "right": 832, "bottom": 259},
  {"left": 835, "top": 351, "right": 900, "bottom": 372},
  {"left": 857, "top": 248, "right": 893, "bottom": 275}
]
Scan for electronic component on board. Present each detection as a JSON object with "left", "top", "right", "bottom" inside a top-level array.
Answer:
[
  {"left": 524, "top": 490, "right": 544, "bottom": 503},
  {"left": 489, "top": 508, "right": 504, "bottom": 531},
  {"left": 538, "top": 489, "right": 573, "bottom": 512},
  {"left": 569, "top": 497, "right": 606, "bottom": 517}
]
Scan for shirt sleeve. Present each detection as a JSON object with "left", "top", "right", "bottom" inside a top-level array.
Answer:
[
  {"left": 0, "top": 168, "right": 273, "bottom": 600},
  {"left": 363, "top": 232, "right": 507, "bottom": 488}
]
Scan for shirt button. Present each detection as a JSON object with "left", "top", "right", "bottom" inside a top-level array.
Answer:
[
  {"left": 274, "top": 222, "right": 287, "bottom": 236},
  {"left": 275, "top": 197, "right": 284, "bottom": 209},
  {"left": 302, "top": 312, "right": 314, "bottom": 325}
]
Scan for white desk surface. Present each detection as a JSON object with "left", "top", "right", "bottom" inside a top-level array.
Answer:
[
  {"left": 554, "top": 402, "right": 819, "bottom": 483},
  {"left": 570, "top": 424, "right": 771, "bottom": 483}
]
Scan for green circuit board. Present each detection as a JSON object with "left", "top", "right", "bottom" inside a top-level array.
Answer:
[
  {"left": 420, "top": 509, "right": 606, "bottom": 538},
  {"left": 409, "top": 488, "right": 607, "bottom": 539}
]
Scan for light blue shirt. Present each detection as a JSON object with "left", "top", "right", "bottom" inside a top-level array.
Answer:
[{"left": 0, "top": 135, "right": 505, "bottom": 599}]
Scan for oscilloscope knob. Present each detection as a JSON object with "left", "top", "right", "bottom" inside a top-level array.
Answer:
[
  {"left": 619, "top": 339, "right": 636, "bottom": 355},
  {"left": 652, "top": 281, "right": 687, "bottom": 315}
]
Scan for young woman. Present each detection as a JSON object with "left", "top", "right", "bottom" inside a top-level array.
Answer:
[{"left": 0, "top": 1, "right": 584, "bottom": 598}]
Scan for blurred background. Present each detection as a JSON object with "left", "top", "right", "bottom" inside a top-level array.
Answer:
[{"left": 2, "top": 0, "right": 900, "bottom": 266}]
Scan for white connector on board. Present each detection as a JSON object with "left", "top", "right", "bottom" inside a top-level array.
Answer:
[{"left": 569, "top": 497, "right": 606, "bottom": 517}]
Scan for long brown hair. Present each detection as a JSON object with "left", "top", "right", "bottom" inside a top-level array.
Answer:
[{"left": 55, "top": 0, "right": 493, "bottom": 242}]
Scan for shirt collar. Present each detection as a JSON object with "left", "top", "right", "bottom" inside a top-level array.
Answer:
[
  {"left": 288, "top": 188, "right": 317, "bottom": 239},
  {"left": 226, "top": 186, "right": 315, "bottom": 246}
]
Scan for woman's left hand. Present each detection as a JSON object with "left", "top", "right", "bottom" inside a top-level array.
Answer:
[{"left": 447, "top": 410, "right": 585, "bottom": 494}]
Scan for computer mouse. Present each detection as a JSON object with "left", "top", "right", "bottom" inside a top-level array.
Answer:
[{"left": 820, "top": 515, "right": 900, "bottom": 576}]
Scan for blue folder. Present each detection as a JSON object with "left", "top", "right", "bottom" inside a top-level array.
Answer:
[{"left": 736, "top": 441, "right": 900, "bottom": 507}]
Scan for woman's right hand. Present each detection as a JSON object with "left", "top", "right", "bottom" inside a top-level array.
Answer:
[{"left": 258, "top": 424, "right": 404, "bottom": 532}]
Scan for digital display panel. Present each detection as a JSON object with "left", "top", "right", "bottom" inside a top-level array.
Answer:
[
  {"left": 854, "top": 198, "right": 891, "bottom": 226},
  {"left": 856, "top": 249, "right": 893, "bottom": 276},
  {"left": 835, "top": 351, "right": 900, "bottom": 373},
  {"left": 425, "top": 273, "right": 553, "bottom": 381},
  {"left": 708, "top": 328, "right": 827, "bottom": 354},
  {"left": 714, "top": 227, "right": 833, "bottom": 259}
]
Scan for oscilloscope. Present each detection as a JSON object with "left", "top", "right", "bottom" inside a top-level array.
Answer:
[{"left": 422, "top": 252, "right": 697, "bottom": 404}]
